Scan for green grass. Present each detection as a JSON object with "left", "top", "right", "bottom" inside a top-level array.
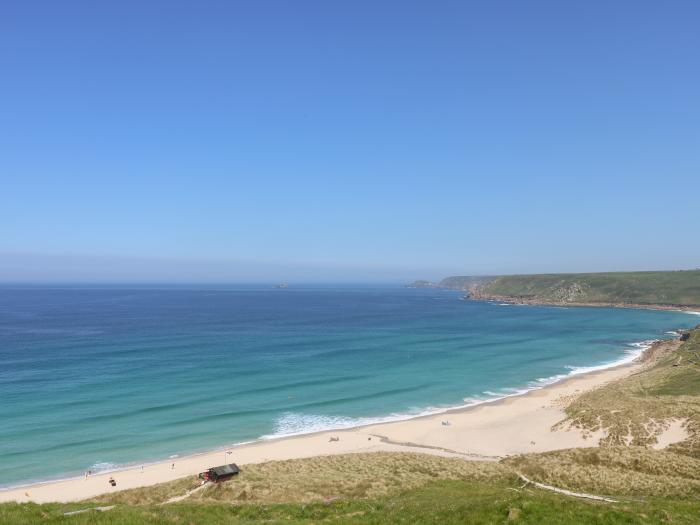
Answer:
[
  {"left": 651, "top": 368, "right": 700, "bottom": 396},
  {"left": 4, "top": 478, "right": 700, "bottom": 524},
  {"left": 505, "top": 447, "right": 700, "bottom": 498},
  {"left": 85, "top": 453, "right": 512, "bottom": 506},
  {"left": 6, "top": 447, "right": 700, "bottom": 524},
  {"left": 477, "top": 269, "right": 700, "bottom": 306}
]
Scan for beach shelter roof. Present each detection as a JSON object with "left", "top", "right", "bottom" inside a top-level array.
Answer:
[{"left": 210, "top": 464, "right": 240, "bottom": 477}]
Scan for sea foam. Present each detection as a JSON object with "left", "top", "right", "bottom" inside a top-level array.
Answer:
[{"left": 262, "top": 339, "right": 658, "bottom": 441}]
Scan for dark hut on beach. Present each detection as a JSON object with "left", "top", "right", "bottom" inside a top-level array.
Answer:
[{"left": 199, "top": 463, "right": 240, "bottom": 483}]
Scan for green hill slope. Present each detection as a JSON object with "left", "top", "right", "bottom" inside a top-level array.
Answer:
[
  {"left": 475, "top": 270, "right": 700, "bottom": 307},
  {"left": 4, "top": 448, "right": 700, "bottom": 524}
]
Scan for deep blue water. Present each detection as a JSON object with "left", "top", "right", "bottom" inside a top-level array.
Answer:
[{"left": 0, "top": 285, "right": 697, "bottom": 487}]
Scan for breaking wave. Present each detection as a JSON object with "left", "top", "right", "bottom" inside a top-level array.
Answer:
[{"left": 262, "top": 339, "right": 658, "bottom": 440}]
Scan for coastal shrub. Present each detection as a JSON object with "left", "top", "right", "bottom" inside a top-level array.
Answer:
[
  {"left": 7, "top": 480, "right": 700, "bottom": 524},
  {"left": 480, "top": 270, "right": 700, "bottom": 306},
  {"left": 87, "top": 452, "right": 512, "bottom": 506},
  {"left": 504, "top": 447, "right": 700, "bottom": 499},
  {"left": 560, "top": 327, "right": 700, "bottom": 456}
]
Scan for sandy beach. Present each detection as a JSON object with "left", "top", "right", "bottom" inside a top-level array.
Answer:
[{"left": 0, "top": 339, "right": 687, "bottom": 504}]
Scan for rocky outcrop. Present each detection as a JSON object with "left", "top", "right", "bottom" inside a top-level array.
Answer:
[{"left": 548, "top": 281, "right": 589, "bottom": 303}]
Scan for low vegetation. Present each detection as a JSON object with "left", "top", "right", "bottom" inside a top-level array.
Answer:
[
  {"left": 561, "top": 326, "right": 700, "bottom": 457},
  {"left": 4, "top": 475, "right": 700, "bottom": 524},
  {"left": 86, "top": 453, "right": 512, "bottom": 505},
  {"left": 478, "top": 269, "right": 700, "bottom": 306},
  {"left": 6, "top": 438, "right": 700, "bottom": 523},
  {"left": 505, "top": 446, "right": 700, "bottom": 499}
]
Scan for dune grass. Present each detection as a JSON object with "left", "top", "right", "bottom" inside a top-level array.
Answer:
[
  {"left": 6, "top": 448, "right": 699, "bottom": 523},
  {"left": 560, "top": 326, "right": 700, "bottom": 457},
  {"left": 505, "top": 446, "right": 700, "bottom": 499},
  {"left": 5, "top": 477, "right": 700, "bottom": 524},
  {"left": 86, "top": 453, "right": 512, "bottom": 506}
]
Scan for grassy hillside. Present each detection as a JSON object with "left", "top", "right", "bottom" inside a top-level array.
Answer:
[
  {"left": 438, "top": 275, "right": 495, "bottom": 290},
  {"left": 406, "top": 276, "right": 494, "bottom": 290},
  {"left": 506, "top": 447, "right": 700, "bottom": 499},
  {"left": 5, "top": 479, "right": 700, "bottom": 524},
  {"left": 478, "top": 270, "right": 700, "bottom": 306},
  {"left": 86, "top": 453, "right": 511, "bottom": 505},
  {"left": 4, "top": 452, "right": 700, "bottom": 524}
]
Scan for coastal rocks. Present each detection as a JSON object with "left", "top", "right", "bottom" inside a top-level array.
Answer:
[
  {"left": 468, "top": 280, "right": 590, "bottom": 305},
  {"left": 549, "top": 281, "right": 588, "bottom": 303}
]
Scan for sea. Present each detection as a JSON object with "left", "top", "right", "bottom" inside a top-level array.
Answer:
[{"left": 0, "top": 284, "right": 697, "bottom": 488}]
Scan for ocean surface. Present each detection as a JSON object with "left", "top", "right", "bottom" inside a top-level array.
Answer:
[{"left": 0, "top": 285, "right": 697, "bottom": 488}]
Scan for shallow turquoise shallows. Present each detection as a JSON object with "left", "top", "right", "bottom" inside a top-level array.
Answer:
[{"left": 0, "top": 285, "right": 697, "bottom": 487}]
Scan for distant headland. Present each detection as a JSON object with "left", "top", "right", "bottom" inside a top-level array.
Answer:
[{"left": 409, "top": 269, "right": 700, "bottom": 309}]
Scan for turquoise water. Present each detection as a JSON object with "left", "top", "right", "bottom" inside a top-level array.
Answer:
[{"left": 0, "top": 285, "right": 697, "bottom": 488}]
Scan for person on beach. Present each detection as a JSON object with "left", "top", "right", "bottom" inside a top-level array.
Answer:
[{"left": 171, "top": 463, "right": 175, "bottom": 470}]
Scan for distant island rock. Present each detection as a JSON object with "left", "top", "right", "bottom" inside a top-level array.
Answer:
[{"left": 405, "top": 280, "right": 439, "bottom": 288}]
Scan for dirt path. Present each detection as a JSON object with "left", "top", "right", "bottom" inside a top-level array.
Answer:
[{"left": 517, "top": 473, "right": 617, "bottom": 503}]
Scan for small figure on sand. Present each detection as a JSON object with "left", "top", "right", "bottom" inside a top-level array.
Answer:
[
  {"left": 108, "top": 477, "right": 116, "bottom": 487},
  {"left": 329, "top": 436, "right": 340, "bottom": 442},
  {"left": 171, "top": 463, "right": 175, "bottom": 470},
  {"left": 441, "top": 420, "right": 451, "bottom": 426}
]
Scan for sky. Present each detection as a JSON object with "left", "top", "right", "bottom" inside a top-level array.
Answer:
[{"left": 1, "top": 1, "right": 699, "bottom": 282}]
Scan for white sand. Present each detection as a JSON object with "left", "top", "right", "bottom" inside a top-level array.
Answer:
[
  {"left": 652, "top": 419, "right": 689, "bottom": 449},
  {"left": 0, "top": 357, "right": 648, "bottom": 504}
]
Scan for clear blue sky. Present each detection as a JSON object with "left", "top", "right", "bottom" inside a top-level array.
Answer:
[{"left": 1, "top": 1, "right": 699, "bottom": 282}]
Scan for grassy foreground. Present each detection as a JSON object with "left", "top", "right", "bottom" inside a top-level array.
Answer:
[
  {"left": 3, "top": 468, "right": 700, "bottom": 524},
  {"left": 477, "top": 270, "right": 700, "bottom": 306},
  {"left": 3, "top": 447, "right": 700, "bottom": 524}
]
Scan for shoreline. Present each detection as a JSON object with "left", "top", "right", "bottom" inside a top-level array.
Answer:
[
  {"left": 0, "top": 335, "right": 684, "bottom": 504},
  {"left": 0, "top": 337, "right": 659, "bottom": 489}
]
